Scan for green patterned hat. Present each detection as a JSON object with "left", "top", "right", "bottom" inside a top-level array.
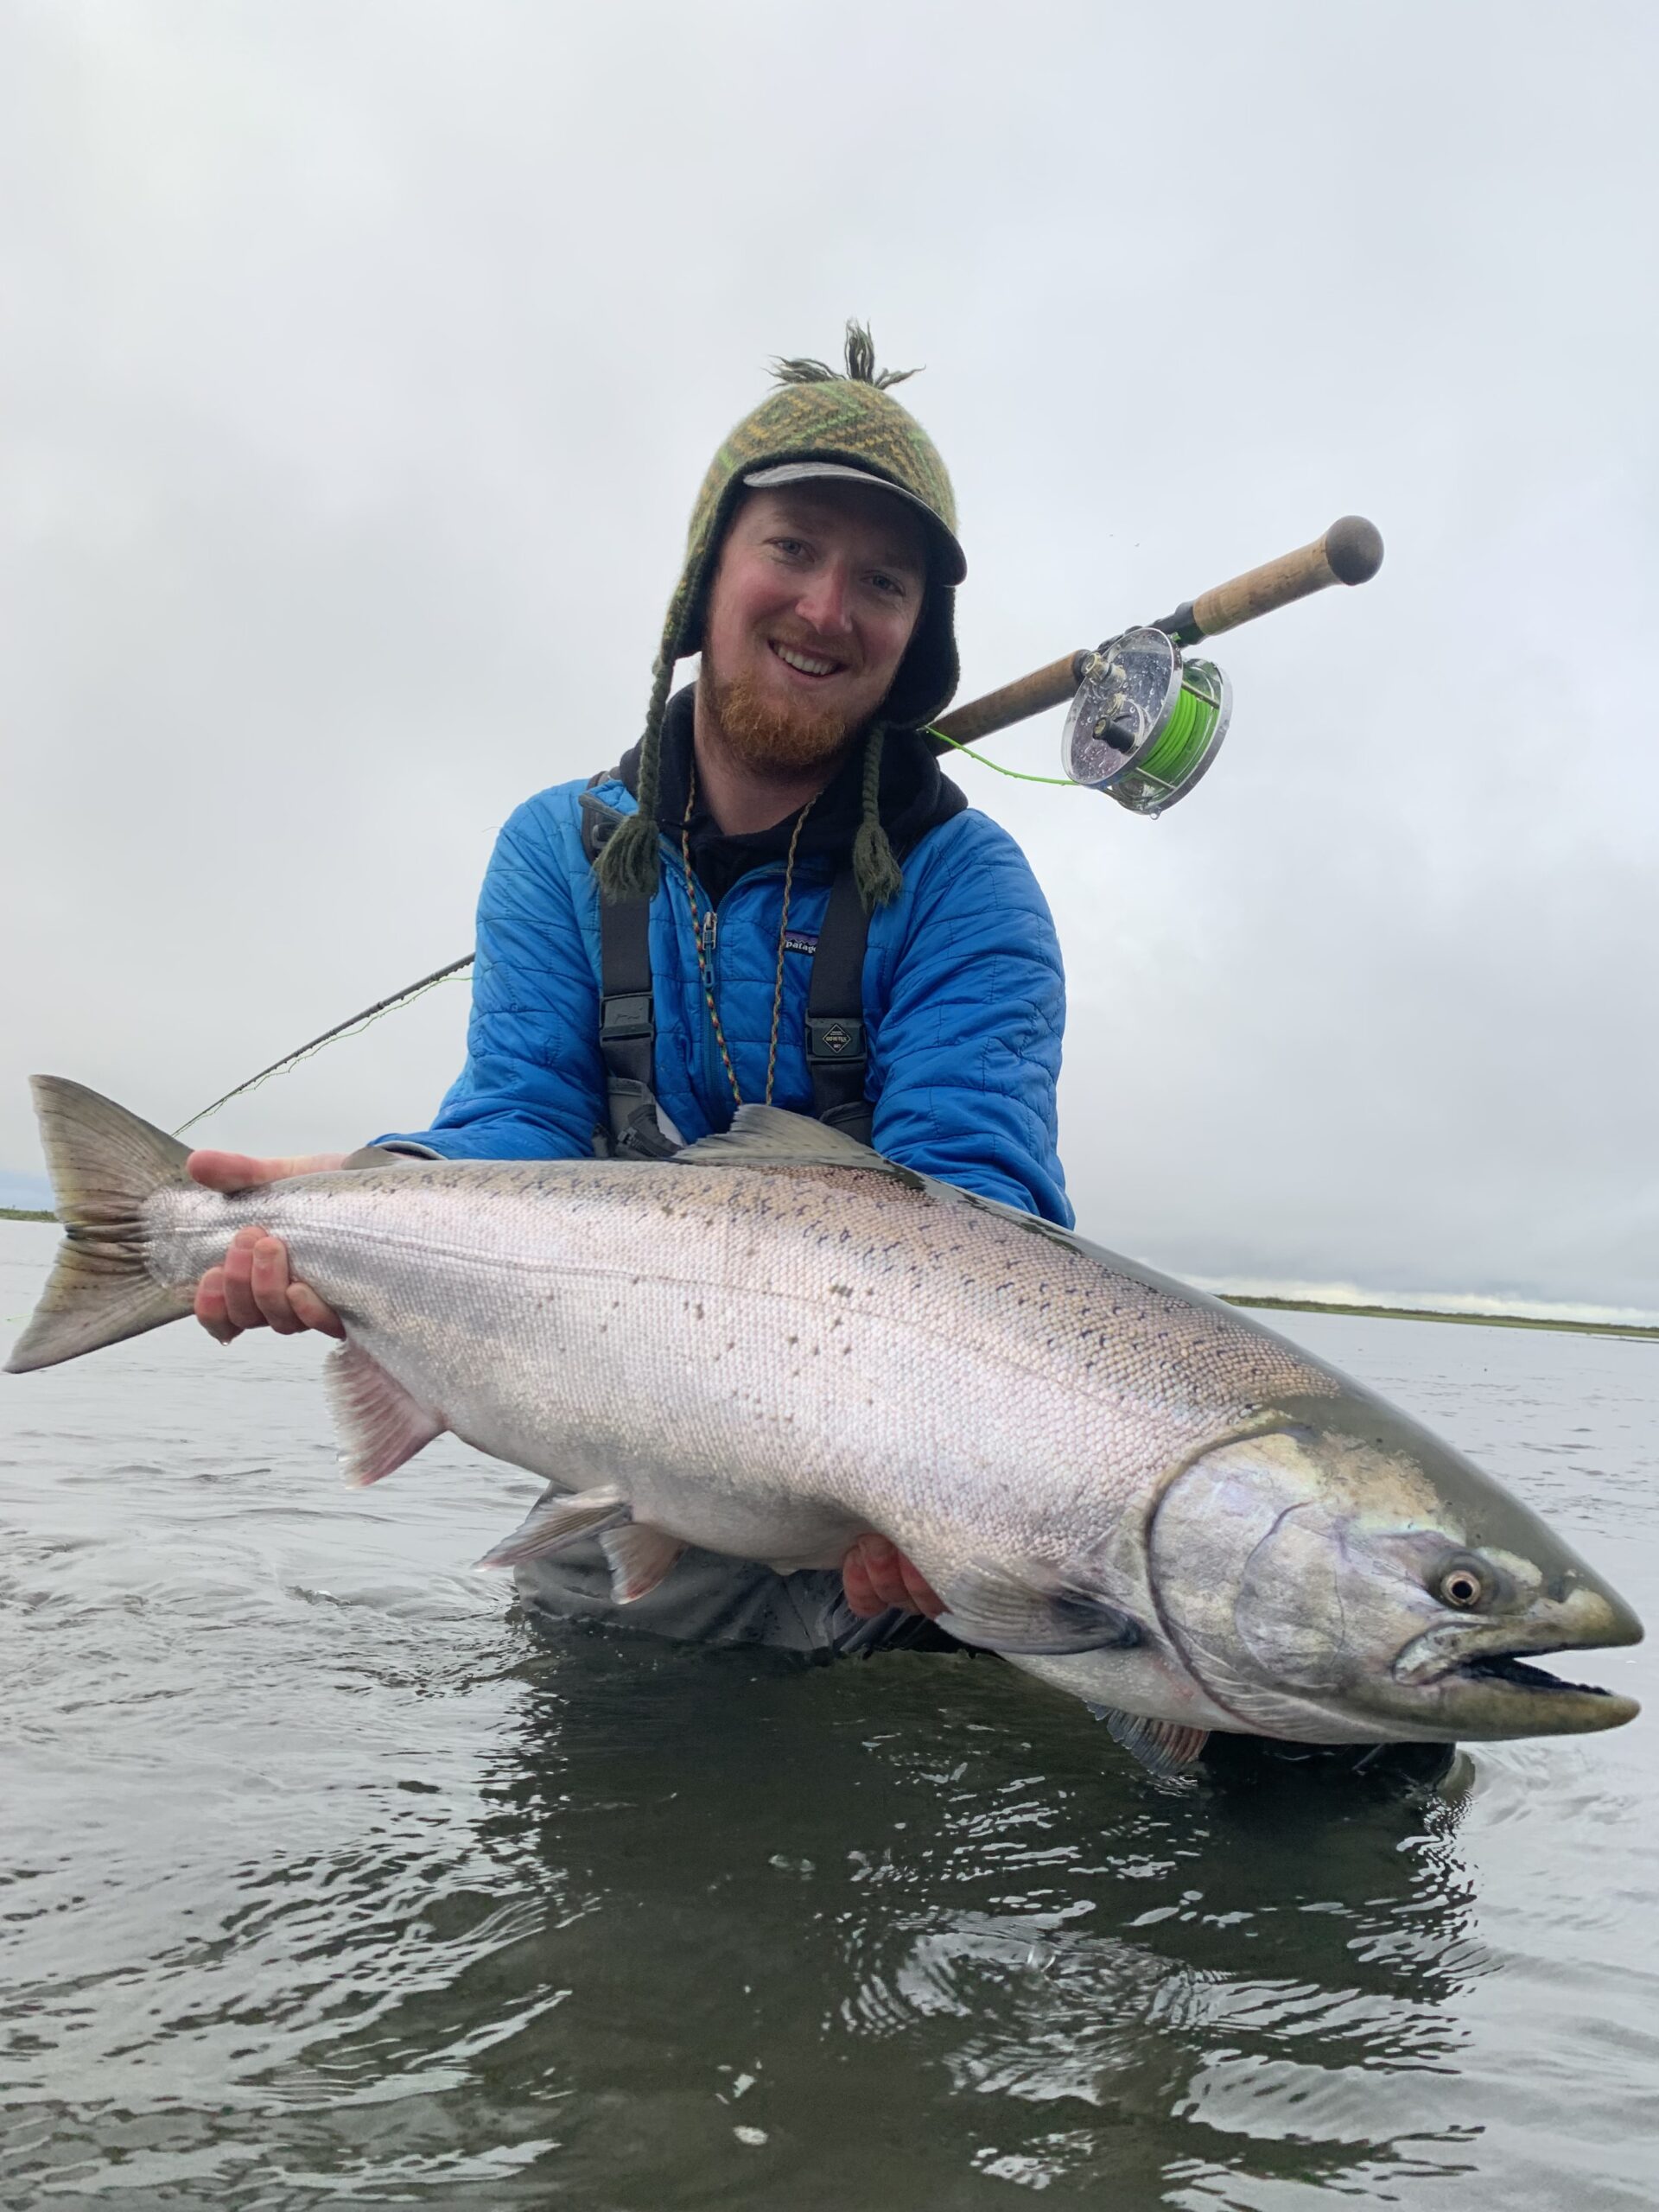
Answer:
[{"left": 596, "top": 322, "right": 963, "bottom": 909}]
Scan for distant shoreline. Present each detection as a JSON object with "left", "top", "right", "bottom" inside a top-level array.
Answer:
[
  {"left": 0, "top": 1212, "right": 1650, "bottom": 1339},
  {"left": 1220, "top": 1293, "right": 1659, "bottom": 1343}
]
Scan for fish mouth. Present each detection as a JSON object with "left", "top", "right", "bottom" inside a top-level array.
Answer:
[
  {"left": 1393, "top": 1625, "right": 1642, "bottom": 1738},
  {"left": 1458, "top": 1648, "right": 1626, "bottom": 1700}
]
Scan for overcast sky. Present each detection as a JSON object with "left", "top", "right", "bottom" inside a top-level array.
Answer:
[{"left": 3, "top": 2, "right": 1656, "bottom": 1313}]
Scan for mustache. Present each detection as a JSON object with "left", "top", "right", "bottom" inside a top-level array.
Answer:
[{"left": 767, "top": 629, "right": 861, "bottom": 672}]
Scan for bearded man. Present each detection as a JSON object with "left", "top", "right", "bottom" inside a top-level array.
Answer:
[{"left": 188, "top": 324, "right": 1071, "bottom": 1652}]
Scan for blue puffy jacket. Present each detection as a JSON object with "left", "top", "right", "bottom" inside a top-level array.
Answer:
[{"left": 378, "top": 720, "right": 1071, "bottom": 1226}]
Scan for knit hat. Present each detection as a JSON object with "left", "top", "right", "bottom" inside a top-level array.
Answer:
[{"left": 595, "top": 321, "right": 963, "bottom": 909}]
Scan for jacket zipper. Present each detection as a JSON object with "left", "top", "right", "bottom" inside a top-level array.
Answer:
[
  {"left": 680, "top": 858, "right": 828, "bottom": 1122},
  {"left": 702, "top": 866, "right": 785, "bottom": 1117}
]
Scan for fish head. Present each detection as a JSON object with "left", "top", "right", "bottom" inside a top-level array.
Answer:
[{"left": 1146, "top": 1406, "right": 1643, "bottom": 1745}]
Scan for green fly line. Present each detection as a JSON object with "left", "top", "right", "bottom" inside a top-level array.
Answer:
[
  {"left": 931, "top": 665, "right": 1224, "bottom": 797},
  {"left": 926, "top": 727, "right": 1077, "bottom": 785},
  {"left": 1131, "top": 676, "right": 1221, "bottom": 792}
]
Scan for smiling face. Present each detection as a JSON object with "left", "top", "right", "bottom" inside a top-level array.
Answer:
[{"left": 698, "top": 480, "right": 930, "bottom": 774}]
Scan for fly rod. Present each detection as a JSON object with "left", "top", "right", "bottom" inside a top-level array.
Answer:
[{"left": 176, "top": 515, "right": 1382, "bottom": 1130}]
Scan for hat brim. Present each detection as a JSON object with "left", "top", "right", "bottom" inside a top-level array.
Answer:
[{"left": 742, "top": 462, "right": 966, "bottom": 586}]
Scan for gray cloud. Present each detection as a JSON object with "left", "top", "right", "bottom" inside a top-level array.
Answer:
[{"left": 3, "top": 1, "right": 1655, "bottom": 1308}]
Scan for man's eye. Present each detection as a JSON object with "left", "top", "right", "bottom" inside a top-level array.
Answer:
[
  {"left": 770, "top": 537, "right": 809, "bottom": 557},
  {"left": 869, "top": 573, "right": 906, "bottom": 598}
]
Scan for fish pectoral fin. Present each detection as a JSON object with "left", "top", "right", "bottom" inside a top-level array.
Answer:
[
  {"left": 937, "top": 1562, "right": 1141, "bottom": 1656},
  {"left": 1091, "top": 1708, "right": 1211, "bottom": 1778},
  {"left": 325, "top": 1342, "right": 448, "bottom": 1487},
  {"left": 600, "top": 1522, "right": 686, "bottom": 1603},
  {"left": 475, "top": 1484, "right": 628, "bottom": 1571}
]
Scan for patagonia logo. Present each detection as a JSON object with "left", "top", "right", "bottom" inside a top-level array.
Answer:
[{"left": 783, "top": 930, "right": 819, "bottom": 957}]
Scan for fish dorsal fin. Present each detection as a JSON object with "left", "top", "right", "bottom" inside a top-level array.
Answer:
[{"left": 677, "top": 1105, "right": 906, "bottom": 1176}]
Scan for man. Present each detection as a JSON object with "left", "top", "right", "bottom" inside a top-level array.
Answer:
[{"left": 189, "top": 323, "right": 1070, "bottom": 1650}]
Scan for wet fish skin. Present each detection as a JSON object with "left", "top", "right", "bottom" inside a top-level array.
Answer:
[{"left": 7, "top": 1077, "right": 1643, "bottom": 1764}]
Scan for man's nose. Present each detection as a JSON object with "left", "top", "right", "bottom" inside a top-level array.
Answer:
[{"left": 793, "top": 556, "right": 855, "bottom": 638}]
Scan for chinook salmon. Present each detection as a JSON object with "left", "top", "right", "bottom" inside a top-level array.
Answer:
[{"left": 7, "top": 1077, "right": 1643, "bottom": 1775}]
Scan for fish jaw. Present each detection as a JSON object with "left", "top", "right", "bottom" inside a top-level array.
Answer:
[
  {"left": 1148, "top": 1425, "right": 1644, "bottom": 1746},
  {"left": 1382, "top": 1576, "right": 1642, "bottom": 1739}
]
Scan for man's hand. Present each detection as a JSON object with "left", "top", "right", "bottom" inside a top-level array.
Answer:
[
  {"left": 842, "top": 1532, "right": 944, "bottom": 1619},
  {"left": 188, "top": 1151, "right": 349, "bottom": 1344}
]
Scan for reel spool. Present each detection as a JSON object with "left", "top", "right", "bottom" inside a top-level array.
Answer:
[{"left": 1061, "top": 627, "right": 1233, "bottom": 817}]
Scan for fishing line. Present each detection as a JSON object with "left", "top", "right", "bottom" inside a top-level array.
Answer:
[
  {"left": 926, "top": 727, "right": 1077, "bottom": 786},
  {"left": 1128, "top": 671, "right": 1222, "bottom": 793},
  {"left": 173, "top": 957, "right": 474, "bottom": 1136}
]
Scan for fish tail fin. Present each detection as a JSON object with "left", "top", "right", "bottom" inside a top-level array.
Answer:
[{"left": 4, "top": 1077, "right": 196, "bottom": 1374}]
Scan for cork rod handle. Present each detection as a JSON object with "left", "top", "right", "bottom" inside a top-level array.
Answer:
[
  {"left": 931, "top": 652, "right": 1087, "bottom": 747},
  {"left": 1182, "top": 515, "right": 1383, "bottom": 639}
]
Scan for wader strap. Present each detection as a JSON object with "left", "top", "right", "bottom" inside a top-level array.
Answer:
[
  {"left": 583, "top": 788, "right": 683, "bottom": 1160},
  {"left": 596, "top": 893, "right": 682, "bottom": 1160},
  {"left": 599, "top": 889, "right": 654, "bottom": 1095},
  {"left": 805, "top": 866, "right": 874, "bottom": 1147}
]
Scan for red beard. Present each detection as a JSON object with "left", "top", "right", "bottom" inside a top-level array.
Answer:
[{"left": 700, "top": 658, "right": 861, "bottom": 776}]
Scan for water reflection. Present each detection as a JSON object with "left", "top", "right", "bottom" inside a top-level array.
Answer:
[
  {"left": 12, "top": 1264, "right": 1652, "bottom": 2209},
  {"left": 7, "top": 1625, "right": 1482, "bottom": 2205},
  {"left": 292, "top": 1628, "right": 1481, "bottom": 2208}
]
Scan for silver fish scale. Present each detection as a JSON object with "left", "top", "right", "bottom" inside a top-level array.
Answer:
[{"left": 147, "top": 1155, "right": 1343, "bottom": 1579}]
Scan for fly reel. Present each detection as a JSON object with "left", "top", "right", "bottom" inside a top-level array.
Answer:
[
  {"left": 1060, "top": 627, "right": 1232, "bottom": 817},
  {"left": 930, "top": 515, "right": 1382, "bottom": 814}
]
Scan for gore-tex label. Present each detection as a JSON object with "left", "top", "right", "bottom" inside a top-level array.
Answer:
[{"left": 783, "top": 931, "right": 819, "bottom": 956}]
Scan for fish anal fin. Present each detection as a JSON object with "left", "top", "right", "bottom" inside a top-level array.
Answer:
[
  {"left": 476, "top": 1484, "right": 627, "bottom": 1571},
  {"left": 324, "top": 1341, "right": 448, "bottom": 1487},
  {"left": 600, "top": 1522, "right": 685, "bottom": 1602},
  {"left": 1094, "top": 1708, "right": 1211, "bottom": 1778},
  {"left": 938, "top": 1560, "right": 1141, "bottom": 1656}
]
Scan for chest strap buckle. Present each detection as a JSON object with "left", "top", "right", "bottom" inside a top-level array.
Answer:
[{"left": 806, "top": 1014, "right": 865, "bottom": 1065}]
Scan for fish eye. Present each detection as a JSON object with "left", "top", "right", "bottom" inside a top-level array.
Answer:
[{"left": 1438, "top": 1561, "right": 1488, "bottom": 1610}]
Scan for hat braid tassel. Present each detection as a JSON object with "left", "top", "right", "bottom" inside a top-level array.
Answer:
[{"left": 852, "top": 725, "right": 903, "bottom": 911}]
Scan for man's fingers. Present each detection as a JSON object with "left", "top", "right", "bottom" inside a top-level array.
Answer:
[
  {"left": 288, "top": 1280, "right": 346, "bottom": 1340},
  {"left": 194, "top": 1266, "right": 242, "bottom": 1345},
  {"left": 199, "top": 1227, "right": 340, "bottom": 1340},
  {"left": 187, "top": 1150, "right": 348, "bottom": 1192},
  {"left": 249, "top": 1236, "right": 305, "bottom": 1333},
  {"left": 219, "top": 1228, "right": 269, "bottom": 1333},
  {"left": 842, "top": 1539, "right": 884, "bottom": 1618},
  {"left": 858, "top": 1535, "right": 912, "bottom": 1613},
  {"left": 842, "top": 1533, "right": 940, "bottom": 1619},
  {"left": 896, "top": 1553, "right": 944, "bottom": 1619}
]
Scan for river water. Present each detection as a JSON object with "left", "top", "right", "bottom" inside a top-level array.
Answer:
[{"left": 2, "top": 1218, "right": 1655, "bottom": 2210}]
